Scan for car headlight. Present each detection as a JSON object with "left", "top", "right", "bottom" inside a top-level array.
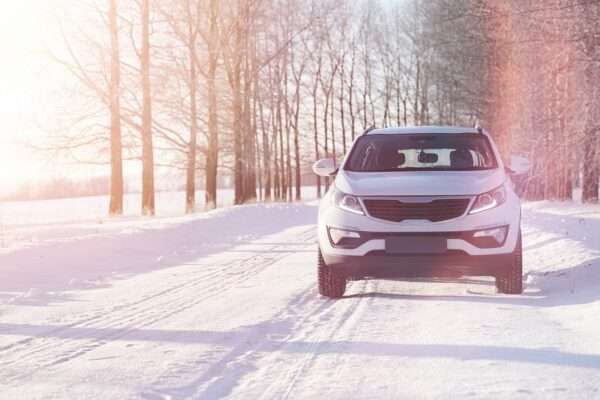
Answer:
[
  {"left": 469, "top": 185, "right": 507, "bottom": 214},
  {"left": 331, "top": 187, "right": 364, "bottom": 215}
]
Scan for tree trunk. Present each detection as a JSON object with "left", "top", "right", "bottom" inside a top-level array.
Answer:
[
  {"left": 205, "top": 0, "right": 219, "bottom": 210},
  {"left": 259, "top": 93, "right": 271, "bottom": 201},
  {"left": 293, "top": 122, "right": 301, "bottom": 201},
  {"left": 255, "top": 92, "right": 263, "bottom": 202},
  {"left": 293, "top": 75, "right": 302, "bottom": 201},
  {"left": 273, "top": 105, "right": 280, "bottom": 200},
  {"left": 243, "top": 61, "right": 257, "bottom": 202},
  {"left": 348, "top": 45, "right": 356, "bottom": 141},
  {"left": 185, "top": 0, "right": 197, "bottom": 214},
  {"left": 414, "top": 58, "right": 420, "bottom": 125},
  {"left": 141, "top": 0, "right": 155, "bottom": 216},
  {"left": 323, "top": 90, "right": 330, "bottom": 191},
  {"left": 279, "top": 100, "right": 286, "bottom": 199},
  {"left": 330, "top": 80, "right": 336, "bottom": 166},
  {"left": 231, "top": 46, "right": 244, "bottom": 204},
  {"left": 339, "top": 64, "right": 346, "bottom": 154},
  {"left": 312, "top": 81, "right": 321, "bottom": 198},
  {"left": 582, "top": 61, "right": 599, "bottom": 203},
  {"left": 108, "top": 0, "right": 124, "bottom": 216},
  {"left": 283, "top": 55, "right": 292, "bottom": 202},
  {"left": 582, "top": 128, "right": 599, "bottom": 202}
]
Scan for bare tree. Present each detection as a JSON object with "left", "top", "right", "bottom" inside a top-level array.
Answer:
[
  {"left": 46, "top": 0, "right": 600, "bottom": 210},
  {"left": 141, "top": 0, "right": 155, "bottom": 215},
  {"left": 183, "top": 0, "right": 200, "bottom": 213},
  {"left": 108, "top": 0, "right": 124, "bottom": 215},
  {"left": 204, "top": 0, "right": 220, "bottom": 210}
]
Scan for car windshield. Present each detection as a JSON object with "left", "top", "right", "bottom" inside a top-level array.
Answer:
[{"left": 344, "top": 133, "right": 497, "bottom": 172}]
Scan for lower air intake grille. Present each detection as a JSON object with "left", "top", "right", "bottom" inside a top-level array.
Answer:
[{"left": 363, "top": 198, "right": 470, "bottom": 222}]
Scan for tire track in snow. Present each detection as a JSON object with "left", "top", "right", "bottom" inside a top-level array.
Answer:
[
  {"left": 168, "top": 283, "right": 330, "bottom": 400},
  {"left": 2, "top": 254, "right": 273, "bottom": 381},
  {"left": 184, "top": 285, "right": 345, "bottom": 398},
  {"left": 280, "top": 279, "right": 387, "bottom": 399},
  {"left": 0, "top": 227, "right": 316, "bottom": 384},
  {"left": 256, "top": 279, "right": 377, "bottom": 400},
  {"left": 190, "top": 278, "right": 376, "bottom": 399},
  {"left": 0, "top": 257, "right": 247, "bottom": 361},
  {"left": 0, "top": 227, "right": 309, "bottom": 355},
  {"left": 2, "top": 249, "right": 311, "bottom": 382},
  {"left": 0, "top": 264, "right": 230, "bottom": 353}
]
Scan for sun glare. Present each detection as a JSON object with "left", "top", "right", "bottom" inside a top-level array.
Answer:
[{"left": 0, "top": 1, "right": 51, "bottom": 190}]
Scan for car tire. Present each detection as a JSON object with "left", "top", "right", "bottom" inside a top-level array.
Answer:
[
  {"left": 318, "top": 248, "right": 346, "bottom": 298},
  {"left": 496, "top": 230, "right": 523, "bottom": 294}
]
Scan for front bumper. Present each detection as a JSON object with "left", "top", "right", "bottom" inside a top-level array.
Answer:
[
  {"left": 318, "top": 194, "right": 521, "bottom": 279},
  {"left": 323, "top": 252, "right": 513, "bottom": 279}
]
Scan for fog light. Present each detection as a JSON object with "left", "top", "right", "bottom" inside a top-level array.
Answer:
[
  {"left": 473, "top": 226, "right": 508, "bottom": 245},
  {"left": 328, "top": 228, "right": 360, "bottom": 245}
]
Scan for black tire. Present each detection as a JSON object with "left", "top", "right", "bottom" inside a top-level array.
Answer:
[
  {"left": 496, "top": 231, "right": 523, "bottom": 294},
  {"left": 318, "top": 248, "right": 346, "bottom": 298}
]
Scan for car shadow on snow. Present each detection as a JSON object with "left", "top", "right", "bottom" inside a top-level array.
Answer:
[{"left": 344, "top": 256, "right": 600, "bottom": 308}]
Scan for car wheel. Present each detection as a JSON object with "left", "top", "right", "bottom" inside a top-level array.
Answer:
[
  {"left": 318, "top": 248, "right": 346, "bottom": 298},
  {"left": 496, "top": 230, "right": 523, "bottom": 294}
]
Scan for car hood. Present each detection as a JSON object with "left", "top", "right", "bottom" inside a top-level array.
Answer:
[{"left": 336, "top": 169, "right": 505, "bottom": 197}]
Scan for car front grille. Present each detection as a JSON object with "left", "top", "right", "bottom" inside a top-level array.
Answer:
[{"left": 362, "top": 198, "right": 471, "bottom": 222}]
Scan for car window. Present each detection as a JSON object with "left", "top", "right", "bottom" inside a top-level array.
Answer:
[{"left": 345, "top": 133, "right": 497, "bottom": 172}]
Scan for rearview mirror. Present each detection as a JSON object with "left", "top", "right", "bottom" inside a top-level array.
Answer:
[
  {"left": 418, "top": 151, "right": 438, "bottom": 164},
  {"left": 312, "top": 158, "right": 337, "bottom": 177}
]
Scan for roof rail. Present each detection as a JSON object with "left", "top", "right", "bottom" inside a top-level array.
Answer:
[
  {"left": 473, "top": 120, "right": 483, "bottom": 134},
  {"left": 362, "top": 125, "right": 377, "bottom": 135}
]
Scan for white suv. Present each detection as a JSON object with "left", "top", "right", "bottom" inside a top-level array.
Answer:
[{"left": 313, "top": 126, "right": 523, "bottom": 298}]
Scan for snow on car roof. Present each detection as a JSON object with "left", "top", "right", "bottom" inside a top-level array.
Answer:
[{"left": 366, "top": 126, "right": 481, "bottom": 135}]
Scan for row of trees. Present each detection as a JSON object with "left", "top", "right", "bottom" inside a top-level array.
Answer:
[
  {"left": 47, "top": 0, "right": 600, "bottom": 215},
  {"left": 485, "top": 0, "right": 600, "bottom": 202}
]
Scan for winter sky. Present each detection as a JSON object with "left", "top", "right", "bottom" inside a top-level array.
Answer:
[
  {"left": 1, "top": 1, "right": 48, "bottom": 188},
  {"left": 0, "top": 0, "right": 407, "bottom": 191},
  {"left": 0, "top": 1, "right": 75, "bottom": 190}
]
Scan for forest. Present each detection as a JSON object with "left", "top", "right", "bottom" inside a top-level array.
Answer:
[{"left": 43, "top": 0, "right": 600, "bottom": 214}]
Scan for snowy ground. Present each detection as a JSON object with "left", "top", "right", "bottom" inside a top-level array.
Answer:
[{"left": 1, "top": 195, "right": 600, "bottom": 399}]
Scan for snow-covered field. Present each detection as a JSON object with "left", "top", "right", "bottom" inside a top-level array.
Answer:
[{"left": 1, "top": 194, "right": 600, "bottom": 399}]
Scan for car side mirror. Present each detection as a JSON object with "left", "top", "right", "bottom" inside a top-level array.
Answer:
[{"left": 312, "top": 158, "right": 337, "bottom": 177}]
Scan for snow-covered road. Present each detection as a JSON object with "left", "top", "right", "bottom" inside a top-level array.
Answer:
[{"left": 1, "top": 200, "right": 600, "bottom": 399}]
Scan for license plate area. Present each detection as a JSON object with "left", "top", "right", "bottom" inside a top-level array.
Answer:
[{"left": 385, "top": 236, "right": 447, "bottom": 254}]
